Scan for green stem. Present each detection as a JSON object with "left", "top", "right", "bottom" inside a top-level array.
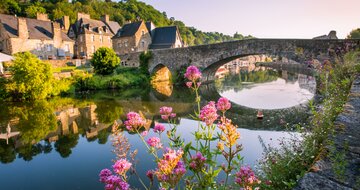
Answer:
[
  {"left": 224, "top": 146, "right": 232, "bottom": 186},
  {"left": 136, "top": 130, "right": 159, "bottom": 159}
]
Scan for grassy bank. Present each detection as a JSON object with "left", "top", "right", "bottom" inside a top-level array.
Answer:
[{"left": 259, "top": 51, "right": 360, "bottom": 189}]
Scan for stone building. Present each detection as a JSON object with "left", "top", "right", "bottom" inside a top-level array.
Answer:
[
  {"left": 313, "top": 30, "right": 338, "bottom": 39},
  {"left": 112, "top": 21, "right": 152, "bottom": 55},
  {"left": 68, "top": 13, "right": 120, "bottom": 58},
  {"left": 0, "top": 13, "right": 74, "bottom": 59},
  {"left": 150, "top": 26, "right": 183, "bottom": 49}
]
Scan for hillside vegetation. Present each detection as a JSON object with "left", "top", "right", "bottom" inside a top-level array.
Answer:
[{"left": 0, "top": 0, "right": 254, "bottom": 45}]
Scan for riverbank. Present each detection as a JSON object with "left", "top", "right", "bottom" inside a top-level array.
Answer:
[{"left": 295, "top": 75, "right": 360, "bottom": 190}]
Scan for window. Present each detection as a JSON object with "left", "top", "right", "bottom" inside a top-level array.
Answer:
[
  {"left": 118, "top": 43, "right": 122, "bottom": 48},
  {"left": 141, "top": 41, "right": 145, "bottom": 48},
  {"left": 79, "top": 35, "right": 83, "bottom": 42},
  {"left": 142, "top": 30, "right": 145, "bottom": 35},
  {"left": 125, "top": 40, "right": 128, "bottom": 47},
  {"left": 36, "top": 43, "right": 41, "bottom": 51},
  {"left": 80, "top": 46, "right": 83, "bottom": 53},
  {"left": 108, "top": 37, "right": 111, "bottom": 43},
  {"left": 47, "top": 44, "right": 52, "bottom": 52},
  {"left": 92, "top": 35, "right": 95, "bottom": 42},
  {"left": 92, "top": 46, "right": 95, "bottom": 53},
  {"left": 100, "top": 36, "right": 103, "bottom": 43},
  {"left": 64, "top": 44, "right": 70, "bottom": 52}
]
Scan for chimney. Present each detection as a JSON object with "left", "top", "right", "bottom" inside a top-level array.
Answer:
[
  {"left": 328, "top": 30, "right": 338, "bottom": 39},
  {"left": 17, "top": 17, "right": 28, "bottom": 39},
  {"left": 77, "top": 12, "right": 90, "bottom": 20},
  {"left": 52, "top": 22, "right": 62, "bottom": 47},
  {"left": 36, "top": 13, "right": 49, "bottom": 21},
  {"left": 62, "top": 16, "right": 70, "bottom": 31},
  {"left": 101, "top": 15, "right": 109, "bottom": 24}
]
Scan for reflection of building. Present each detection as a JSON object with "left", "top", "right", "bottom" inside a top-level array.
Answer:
[
  {"left": 298, "top": 74, "right": 316, "bottom": 93},
  {"left": 217, "top": 55, "right": 269, "bottom": 77}
]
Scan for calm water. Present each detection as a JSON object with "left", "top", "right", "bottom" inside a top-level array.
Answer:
[{"left": 0, "top": 67, "right": 316, "bottom": 189}]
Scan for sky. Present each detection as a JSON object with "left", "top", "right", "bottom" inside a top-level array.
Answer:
[{"left": 139, "top": 0, "right": 360, "bottom": 39}]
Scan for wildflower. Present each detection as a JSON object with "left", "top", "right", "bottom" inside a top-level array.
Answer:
[
  {"left": 146, "top": 170, "right": 154, "bottom": 182},
  {"left": 186, "top": 82, "right": 193, "bottom": 88},
  {"left": 99, "top": 169, "right": 112, "bottom": 183},
  {"left": 159, "top": 106, "right": 176, "bottom": 120},
  {"left": 146, "top": 137, "right": 163, "bottom": 149},
  {"left": 184, "top": 66, "right": 202, "bottom": 81},
  {"left": 235, "top": 166, "right": 261, "bottom": 189},
  {"left": 118, "top": 181, "right": 130, "bottom": 190},
  {"left": 189, "top": 152, "right": 207, "bottom": 172},
  {"left": 154, "top": 123, "right": 166, "bottom": 134},
  {"left": 112, "top": 159, "right": 132, "bottom": 176},
  {"left": 216, "top": 97, "right": 231, "bottom": 112},
  {"left": 124, "top": 112, "right": 146, "bottom": 132},
  {"left": 197, "top": 82, "right": 201, "bottom": 87},
  {"left": 217, "top": 117, "right": 240, "bottom": 147},
  {"left": 217, "top": 142, "right": 224, "bottom": 151},
  {"left": 141, "top": 131, "right": 148, "bottom": 137},
  {"left": 200, "top": 101, "right": 218, "bottom": 126}
]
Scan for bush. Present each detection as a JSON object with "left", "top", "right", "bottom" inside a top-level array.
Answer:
[
  {"left": 139, "top": 51, "right": 152, "bottom": 75},
  {"left": 6, "top": 52, "right": 55, "bottom": 100},
  {"left": 91, "top": 47, "right": 120, "bottom": 75}
]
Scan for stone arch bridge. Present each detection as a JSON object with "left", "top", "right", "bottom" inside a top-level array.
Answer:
[{"left": 120, "top": 39, "right": 360, "bottom": 81}]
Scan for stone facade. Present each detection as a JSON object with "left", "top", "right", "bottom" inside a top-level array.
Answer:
[
  {"left": 0, "top": 13, "right": 74, "bottom": 59},
  {"left": 69, "top": 13, "right": 120, "bottom": 59},
  {"left": 112, "top": 21, "right": 152, "bottom": 56}
]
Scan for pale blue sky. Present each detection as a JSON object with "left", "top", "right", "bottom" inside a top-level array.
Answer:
[{"left": 139, "top": 0, "right": 360, "bottom": 39}]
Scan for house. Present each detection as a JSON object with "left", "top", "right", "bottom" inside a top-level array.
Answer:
[
  {"left": 112, "top": 21, "right": 152, "bottom": 55},
  {"left": 145, "top": 21, "right": 156, "bottom": 36},
  {"left": 313, "top": 30, "right": 338, "bottom": 39},
  {"left": 68, "top": 13, "right": 120, "bottom": 58},
  {"left": 149, "top": 26, "right": 183, "bottom": 49},
  {"left": 0, "top": 13, "right": 74, "bottom": 60}
]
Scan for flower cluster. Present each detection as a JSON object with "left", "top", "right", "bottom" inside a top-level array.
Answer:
[
  {"left": 99, "top": 168, "right": 130, "bottom": 190},
  {"left": 146, "top": 137, "right": 163, "bottom": 149},
  {"left": 235, "top": 166, "right": 261, "bottom": 189},
  {"left": 199, "top": 101, "right": 219, "bottom": 126},
  {"left": 112, "top": 159, "right": 132, "bottom": 176},
  {"left": 154, "top": 123, "right": 166, "bottom": 134},
  {"left": 159, "top": 106, "right": 176, "bottom": 120},
  {"left": 218, "top": 117, "right": 241, "bottom": 148},
  {"left": 189, "top": 152, "right": 207, "bottom": 172},
  {"left": 124, "top": 112, "right": 146, "bottom": 132},
  {"left": 216, "top": 97, "right": 231, "bottom": 113},
  {"left": 184, "top": 66, "right": 202, "bottom": 81}
]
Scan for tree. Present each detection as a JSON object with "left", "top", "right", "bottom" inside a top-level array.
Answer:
[
  {"left": 25, "top": 2, "right": 46, "bottom": 18},
  {"left": 91, "top": 47, "right": 120, "bottom": 75},
  {"left": 7, "top": 52, "right": 54, "bottom": 100},
  {"left": 347, "top": 28, "right": 360, "bottom": 39}
]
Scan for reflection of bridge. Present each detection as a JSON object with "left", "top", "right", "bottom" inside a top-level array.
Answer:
[{"left": 122, "top": 39, "right": 360, "bottom": 81}]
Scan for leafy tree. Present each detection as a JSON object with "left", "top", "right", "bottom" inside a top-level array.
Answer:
[
  {"left": 91, "top": 47, "right": 120, "bottom": 75},
  {"left": 347, "top": 28, "right": 360, "bottom": 39},
  {"left": 25, "top": 2, "right": 46, "bottom": 18},
  {"left": 6, "top": 52, "right": 54, "bottom": 100},
  {"left": 0, "top": 0, "right": 21, "bottom": 15}
]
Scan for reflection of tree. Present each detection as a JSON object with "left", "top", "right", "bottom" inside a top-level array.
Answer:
[
  {"left": 97, "top": 129, "right": 111, "bottom": 144},
  {"left": 95, "top": 101, "right": 123, "bottom": 124},
  {"left": 0, "top": 140, "right": 16, "bottom": 163},
  {"left": 54, "top": 134, "right": 79, "bottom": 158},
  {"left": 17, "top": 144, "right": 43, "bottom": 161}
]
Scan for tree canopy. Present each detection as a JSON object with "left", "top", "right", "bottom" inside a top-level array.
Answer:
[
  {"left": 347, "top": 28, "right": 360, "bottom": 39},
  {"left": 91, "top": 47, "right": 121, "bottom": 75}
]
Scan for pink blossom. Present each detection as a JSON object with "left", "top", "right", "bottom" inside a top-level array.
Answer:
[
  {"left": 112, "top": 159, "right": 132, "bottom": 176},
  {"left": 154, "top": 123, "right": 166, "bottom": 134},
  {"left": 216, "top": 97, "right": 231, "bottom": 112},
  {"left": 235, "top": 166, "right": 261, "bottom": 188},
  {"left": 141, "top": 131, "right": 148, "bottom": 137},
  {"left": 159, "top": 106, "right": 176, "bottom": 120},
  {"left": 146, "top": 137, "right": 162, "bottom": 149},
  {"left": 99, "top": 169, "right": 112, "bottom": 183},
  {"left": 146, "top": 170, "right": 154, "bottom": 181},
  {"left": 200, "top": 101, "right": 219, "bottom": 126},
  {"left": 186, "top": 82, "right": 193, "bottom": 88},
  {"left": 184, "top": 66, "right": 202, "bottom": 81},
  {"left": 124, "top": 112, "right": 146, "bottom": 132},
  {"left": 197, "top": 82, "right": 201, "bottom": 87}
]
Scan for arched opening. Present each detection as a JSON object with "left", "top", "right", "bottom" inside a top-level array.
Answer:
[{"left": 150, "top": 64, "right": 173, "bottom": 97}]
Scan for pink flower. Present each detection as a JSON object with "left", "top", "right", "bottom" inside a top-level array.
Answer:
[
  {"left": 216, "top": 97, "right": 231, "bottom": 112},
  {"left": 124, "top": 112, "right": 146, "bottom": 132},
  {"left": 141, "top": 131, "right": 148, "bottom": 137},
  {"left": 154, "top": 123, "right": 166, "bottom": 134},
  {"left": 235, "top": 166, "right": 261, "bottom": 188},
  {"left": 184, "top": 66, "right": 202, "bottom": 81},
  {"left": 99, "top": 168, "right": 112, "bottom": 183},
  {"left": 146, "top": 170, "right": 154, "bottom": 182},
  {"left": 159, "top": 106, "right": 176, "bottom": 120},
  {"left": 200, "top": 101, "right": 219, "bottom": 126},
  {"left": 186, "top": 82, "right": 193, "bottom": 88},
  {"left": 112, "top": 159, "right": 132, "bottom": 176},
  {"left": 197, "top": 82, "right": 201, "bottom": 87},
  {"left": 146, "top": 137, "right": 162, "bottom": 149}
]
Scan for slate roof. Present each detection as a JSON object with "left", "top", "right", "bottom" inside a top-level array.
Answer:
[
  {"left": 145, "top": 21, "right": 156, "bottom": 34},
  {"left": 150, "top": 26, "right": 178, "bottom": 49},
  {"left": 72, "top": 17, "right": 115, "bottom": 36},
  {"left": 108, "top": 21, "right": 121, "bottom": 34},
  {"left": 113, "top": 21, "right": 143, "bottom": 38},
  {"left": 0, "top": 14, "right": 72, "bottom": 41}
]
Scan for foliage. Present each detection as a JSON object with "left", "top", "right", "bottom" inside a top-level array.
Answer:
[
  {"left": 100, "top": 66, "right": 261, "bottom": 189},
  {"left": 259, "top": 51, "right": 359, "bottom": 190},
  {"left": 0, "top": 0, "right": 21, "bottom": 15},
  {"left": 6, "top": 52, "right": 55, "bottom": 101},
  {"left": 25, "top": 2, "right": 46, "bottom": 18},
  {"left": 91, "top": 47, "right": 120, "bottom": 75},
  {"left": 347, "top": 28, "right": 360, "bottom": 39},
  {"left": 139, "top": 51, "right": 152, "bottom": 75}
]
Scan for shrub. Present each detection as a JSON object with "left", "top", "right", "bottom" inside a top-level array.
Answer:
[
  {"left": 139, "top": 51, "right": 152, "bottom": 75},
  {"left": 6, "top": 52, "right": 54, "bottom": 100},
  {"left": 91, "top": 47, "right": 120, "bottom": 75}
]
